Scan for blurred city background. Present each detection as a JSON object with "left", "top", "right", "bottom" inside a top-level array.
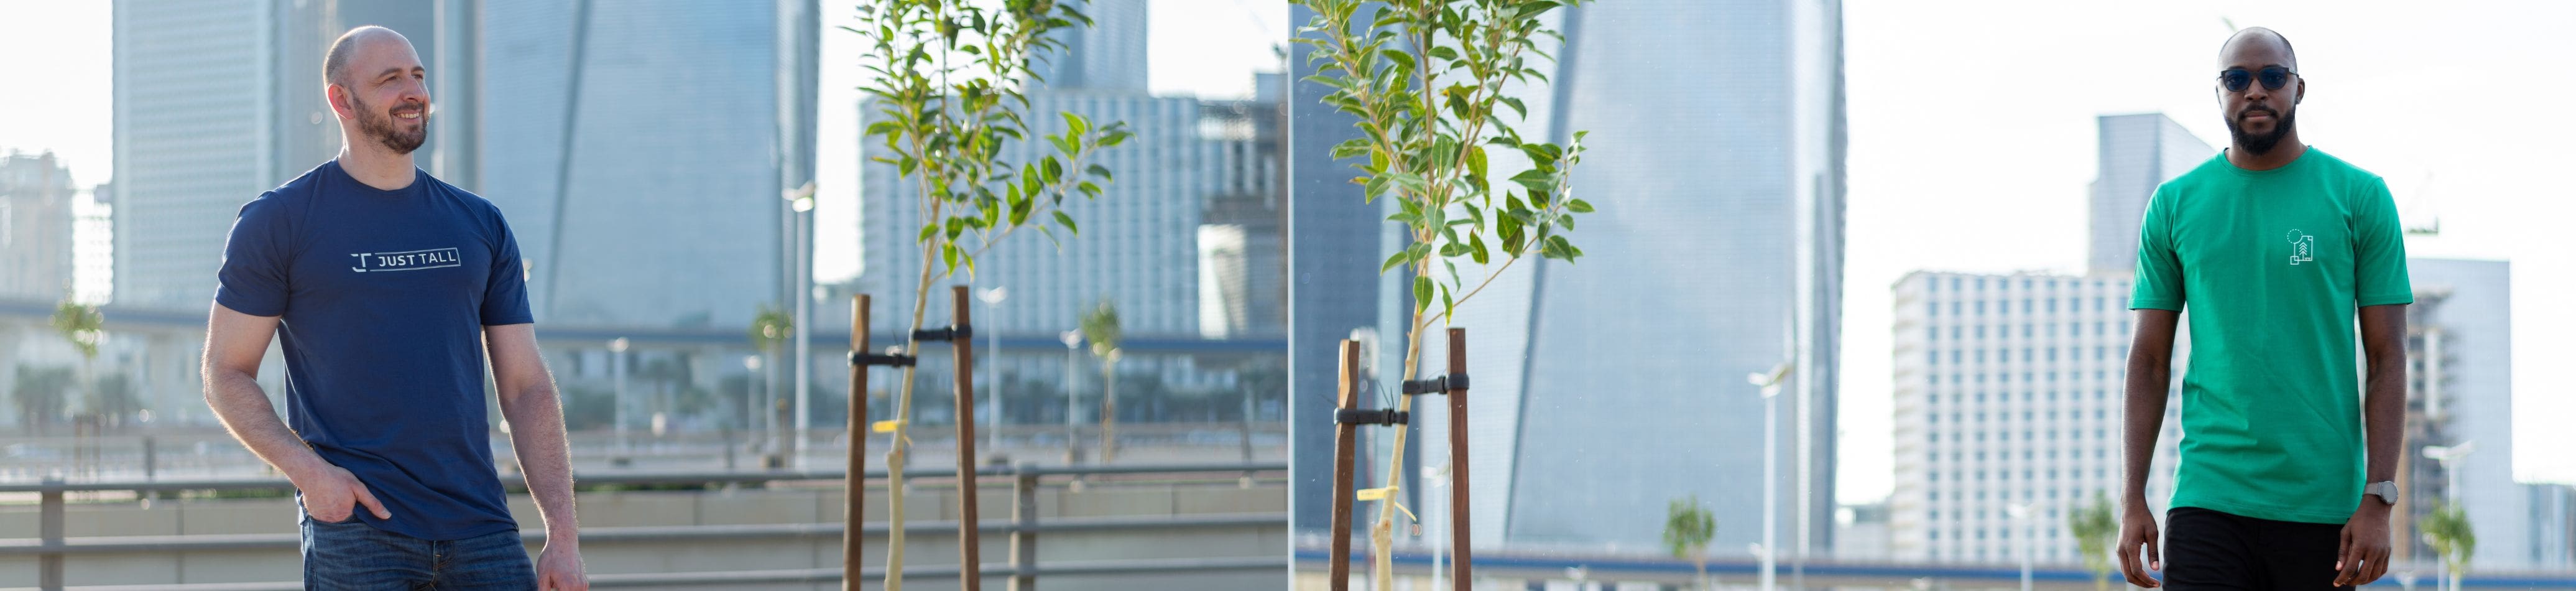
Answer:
[{"left": 1, "top": 0, "right": 2573, "bottom": 589}]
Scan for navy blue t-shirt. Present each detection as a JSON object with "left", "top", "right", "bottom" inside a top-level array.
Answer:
[{"left": 215, "top": 160, "right": 532, "bottom": 541}]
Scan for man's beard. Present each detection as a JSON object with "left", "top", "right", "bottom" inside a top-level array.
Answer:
[
  {"left": 2227, "top": 105, "right": 2296, "bottom": 156},
  {"left": 351, "top": 94, "right": 428, "bottom": 155}
]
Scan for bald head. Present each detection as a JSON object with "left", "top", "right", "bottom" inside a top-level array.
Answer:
[
  {"left": 324, "top": 26, "right": 413, "bottom": 90},
  {"left": 2219, "top": 27, "right": 2297, "bottom": 72}
]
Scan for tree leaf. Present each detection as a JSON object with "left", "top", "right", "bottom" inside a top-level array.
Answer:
[{"left": 1053, "top": 210, "right": 1080, "bottom": 236}]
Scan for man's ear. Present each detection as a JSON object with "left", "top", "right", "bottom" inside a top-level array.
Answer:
[
  {"left": 2294, "top": 78, "right": 2306, "bottom": 105},
  {"left": 325, "top": 83, "right": 351, "bottom": 121}
]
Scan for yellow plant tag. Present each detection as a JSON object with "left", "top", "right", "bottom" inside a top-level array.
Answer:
[
  {"left": 1355, "top": 486, "right": 1393, "bottom": 501},
  {"left": 870, "top": 419, "right": 903, "bottom": 433}
]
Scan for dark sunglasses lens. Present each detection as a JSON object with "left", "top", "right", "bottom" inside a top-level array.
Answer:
[
  {"left": 2259, "top": 67, "right": 2292, "bottom": 90},
  {"left": 2221, "top": 70, "right": 2253, "bottom": 91}
]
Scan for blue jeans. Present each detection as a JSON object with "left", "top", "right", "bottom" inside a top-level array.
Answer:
[{"left": 300, "top": 516, "right": 537, "bottom": 590}]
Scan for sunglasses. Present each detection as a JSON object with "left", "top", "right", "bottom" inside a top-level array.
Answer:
[{"left": 2218, "top": 66, "right": 2297, "bottom": 92}]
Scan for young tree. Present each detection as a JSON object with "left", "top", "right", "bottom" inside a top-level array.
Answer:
[
  {"left": 2424, "top": 500, "right": 2476, "bottom": 591},
  {"left": 846, "top": 1, "right": 1131, "bottom": 587},
  {"left": 2069, "top": 491, "right": 2120, "bottom": 591},
  {"left": 1663, "top": 495, "right": 1717, "bottom": 590},
  {"left": 1293, "top": 0, "right": 1595, "bottom": 585},
  {"left": 1078, "top": 299, "right": 1123, "bottom": 462}
]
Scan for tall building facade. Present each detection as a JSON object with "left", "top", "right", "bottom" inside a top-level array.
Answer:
[
  {"left": 1890, "top": 271, "right": 2181, "bottom": 563},
  {"left": 111, "top": 0, "right": 474, "bottom": 309},
  {"left": 478, "top": 0, "right": 818, "bottom": 329},
  {"left": 1367, "top": 0, "right": 1848, "bottom": 555},
  {"left": 1, "top": 152, "right": 78, "bottom": 300},
  {"left": 1028, "top": 0, "right": 1148, "bottom": 94},
  {"left": 2087, "top": 113, "right": 2212, "bottom": 276},
  {"left": 2401, "top": 258, "right": 2527, "bottom": 570},
  {"left": 857, "top": 92, "right": 1278, "bottom": 338},
  {"left": 1285, "top": 3, "right": 1401, "bottom": 534}
]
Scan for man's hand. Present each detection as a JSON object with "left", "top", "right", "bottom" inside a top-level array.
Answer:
[
  {"left": 2117, "top": 501, "right": 2164, "bottom": 588},
  {"left": 292, "top": 462, "right": 390, "bottom": 523},
  {"left": 2334, "top": 503, "right": 2393, "bottom": 586},
  {"left": 537, "top": 541, "right": 588, "bottom": 590}
]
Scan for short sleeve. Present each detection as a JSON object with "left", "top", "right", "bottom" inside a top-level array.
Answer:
[
  {"left": 2128, "top": 185, "right": 2186, "bottom": 311},
  {"left": 215, "top": 196, "right": 291, "bottom": 317},
  {"left": 479, "top": 212, "right": 535, "bottom": 325},
  {"left": 2352, "top": 177, "right": 2413, "bottom": 306}
]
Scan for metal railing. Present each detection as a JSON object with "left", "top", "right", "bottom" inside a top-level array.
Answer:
[{"left": 0, "top": 462, "right": 1287, "bottom": 590}]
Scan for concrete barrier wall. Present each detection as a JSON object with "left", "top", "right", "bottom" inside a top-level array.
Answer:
[{"left": 0, "top": 480, "right": 1286, "bottom": 590}]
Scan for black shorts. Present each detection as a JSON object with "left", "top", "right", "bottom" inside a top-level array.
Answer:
[{"left": 2163, "top": 506, "right": 2351, "bottom": 591}]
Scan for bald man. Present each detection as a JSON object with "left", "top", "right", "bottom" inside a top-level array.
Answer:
[
  {"left": 202, "top": 26, "right": 589, "bottom": 590},
  {"left": 2114, "top": 27, "right": 2408, "bottom": 590}
]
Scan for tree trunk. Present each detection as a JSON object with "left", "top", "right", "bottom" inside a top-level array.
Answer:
[{"left": 1098, "top": 365, "right": 1117, "bottom": 463}]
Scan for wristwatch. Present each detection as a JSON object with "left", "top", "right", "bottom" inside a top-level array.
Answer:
[{"left": 2364, "top": 480, "right": 2399, "bottom": 506}]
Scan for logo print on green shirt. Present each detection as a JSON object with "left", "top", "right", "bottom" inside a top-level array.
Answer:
[{"left": 2285, "top": 230, "right": 2315, "bottom": 265}]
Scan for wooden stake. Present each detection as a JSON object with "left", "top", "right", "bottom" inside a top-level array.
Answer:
[
  {"left": 844, "top": 294, "right": 870, "bottom": 591},
  {"left": 951, "top": 286, "right": 981, "bottom": 590},
  {"left": 1446, "top": 327, "right": 1470, "bottom": 590},
  {"left": 1329, "top": 339, "right": 1360, "bottom": 590}
]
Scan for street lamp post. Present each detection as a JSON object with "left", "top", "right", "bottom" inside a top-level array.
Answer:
[
  {"left": 1061, "top": 330, "right": 1083, "bottom": 462},
  {"left": 609, "top": 337, "right": 629, "bottom": 455},
  {"left": 978, "top": 287, "right": 1008, "bottom": 456},
  {"left": 2008, "top": 502, "right": 2034, "bottom": 591},
  {"left": 2421, "top": 442, "right": 2476, "bottom": 591},
  {"left": 1748, "top": 362, "right": 1792, "bottom": 591}
]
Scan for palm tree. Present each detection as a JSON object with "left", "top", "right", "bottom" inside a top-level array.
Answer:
[
  {"left": 1664, "top": 495, "right": 1717, "bottom": 590},
  {"left": 2424, "top": 501, "right": 2476, "bottom": 591},
  {"left": 2069, "top": 491, "right": 2120, "bottom": 591},
  {"left": 51, "top": 300, "right": 102, "bottom": 418},
  {"left": 10, "top": 365, "right": 74, "bottom": 434},
  {"left": 1079, "top": 300, "right": 1122, "bottom": 463}
]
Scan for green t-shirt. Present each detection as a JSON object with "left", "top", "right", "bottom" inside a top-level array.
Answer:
[{"left": 2128, "top": 147, "right": 2412, "bottom": 524}]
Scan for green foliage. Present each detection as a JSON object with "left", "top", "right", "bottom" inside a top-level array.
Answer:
[
  {"left": 2068, "top": 491, "right": 2120, "bottom": 591},
  {"left": 1293, "top": 0, "right": 1594, "bottom": 323},
  {"left": 1663, "top": 495, "right": 1715, "bottom": 560},
  {"left": 849, "top": 0, "right": 1133, "bottom": 281},
  {"left": 748, "top": 304, "right": 793, "bottom": 355},
  {"left": 1079, "top": 299, "right": 1123, "bottom": 362},
  {"left": 2424, "top": 500, "right": 2477, "bottom": 575},
  {"left": 11, "top": 365, "right": 74, "bottom": 430},
  {"left": 86, "top": 373, "right": 143, "bottom": 421},
  {"left": 51, "top": 300, "right": 103, "bottom": 360}
]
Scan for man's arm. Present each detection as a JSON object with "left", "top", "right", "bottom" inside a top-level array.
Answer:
[
  {"left": 2115, "top": 307, "right": 2181, "bottom": 588},
  {"left": 486, "top": 323, "right": 586, "bottom": 590},
  {"left": 202, "top": 303, "right": 389, "bottom": 522},
  {"left": 2336, "top": 304, "right": 2408, "bottom": 585}
]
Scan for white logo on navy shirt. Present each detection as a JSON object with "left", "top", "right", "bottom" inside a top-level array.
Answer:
[{"left": 349, "top": 248, "right": 462, "bottom": 272}]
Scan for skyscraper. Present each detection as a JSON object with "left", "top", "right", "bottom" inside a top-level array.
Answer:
[
  {"left": 857, "top": 93, "right": 1277, "bottom": 338},
  {"left": 2404, "top": 258, "right": 2526, "bottom": 570},
  {"left": 111, "top": 0, "right": 473, "bottom": 309},
  {"left": 1889, "top": 271, "right": 2181, "bottom": 563},
  {"left": 1381, "top": 0, "right": 1848, "bottom": 554},
  {"left": 478, "top": 0, "right": 818, "bottom": 329},
  {"left": 1, "top": 151, "right": 78, "bottom": 300},
  {"left": 1028, "top": 0, "right": 1148, "bottom": 94},
  {"left": 2087, "top": 113, "right": 2213, "bottom": 276},
  {"left": 1286, "top": 3, "right": 1400, "bottom": 534}
]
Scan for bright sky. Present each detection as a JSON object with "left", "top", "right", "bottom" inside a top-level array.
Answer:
[
  {"left": 7, "top": 0, "right": 2567, "bottom": 503},
  {"left": 1840, "top": 0, "right": 2576, "bottom": 502}
]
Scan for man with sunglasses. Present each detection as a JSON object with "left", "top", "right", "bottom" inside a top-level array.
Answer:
[{"left": 2113, "top": 27, "right": 2410, "bottom": 590}]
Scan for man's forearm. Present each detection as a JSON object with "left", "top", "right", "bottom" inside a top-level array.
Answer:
[
  {"left": 501, "top": 383, "right": 578, "bottom": 544},
  {"left": 2121, "top": 356, "right": 2172, "bottom": 504},
  {"left": 204, "top": 369, "right": 328, "bottom": 482},
  {"left": 2362, "top": 356, "right": 2404, "bottom": 484}
]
